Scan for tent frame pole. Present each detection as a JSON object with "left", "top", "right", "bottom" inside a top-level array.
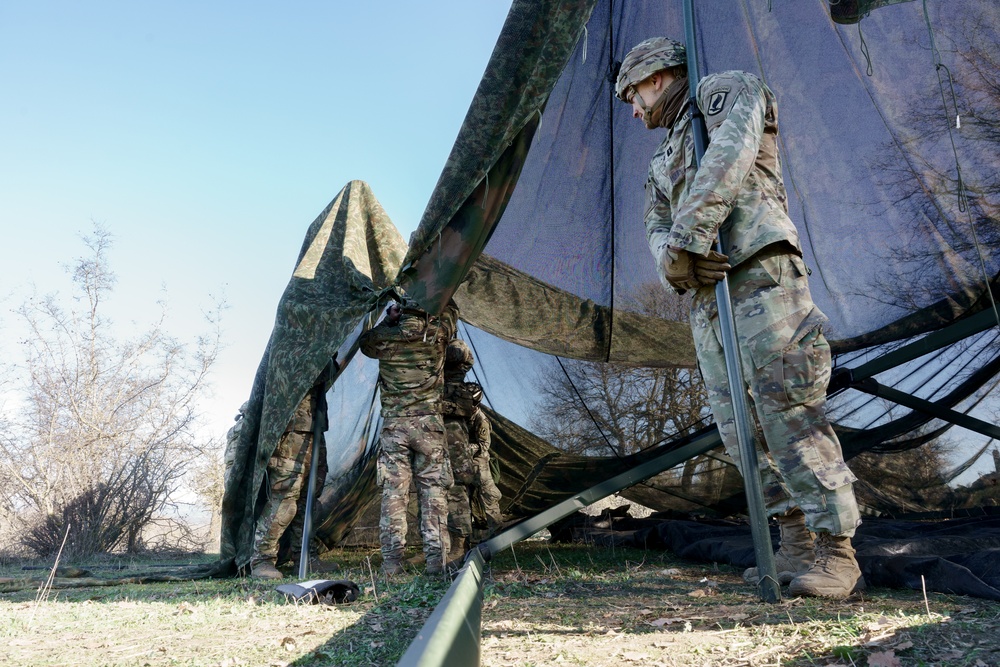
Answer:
[
  {"left": 852, "top": 378, "right": 1000, "bottom": 441},
  {"left": 835, "top": 308, "right": 1000, "bottom": 386},
  {"left": 298, "top": 369, "right": 330, "bottom": 580},
  {"left": 683, "top": 0, "right": 780, "bottom": 603}
]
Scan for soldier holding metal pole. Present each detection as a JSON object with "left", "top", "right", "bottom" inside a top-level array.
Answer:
[{"left": 615, "top": 37, "right": 863, "bottom": 598}]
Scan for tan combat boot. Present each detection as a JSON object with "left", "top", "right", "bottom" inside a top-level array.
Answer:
[
  {"left": 382, "top": 558, "right": 404, "bottom": 576},
  {"left": 787, "top": 532, "right": 865, "bottom": 598},
  {"left": 743, "top": 509, "right": 815, "bottom": 585},
  {"left": 448, "top": 533, "right": 469, "bottom": 565},
  {"left": 251, "top": 559, "right": 284, "bottom": 580}
]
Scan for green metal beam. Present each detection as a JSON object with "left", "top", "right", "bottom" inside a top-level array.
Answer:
[
  {"left": 853, "top": 378, "right": 1000, "bottom": 441},
  {"left": 396, "top": 548, "right": 486, "bottom": 667},
  {"left": 397, "top": 428, "right": 726, "bottom": 667},
  {"left": 848, "top": 309, "right": 998, "bottom": 381},
  {"left": 481, "top": 428, "right": 722, "bottom": 557}
]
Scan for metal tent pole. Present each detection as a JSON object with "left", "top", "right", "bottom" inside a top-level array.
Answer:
[
  {"left": 298, "top": 368, "right": 330, "bottom": 580},
  {"left": 682, "top": 0, "right": 780, "bottom": 603}
]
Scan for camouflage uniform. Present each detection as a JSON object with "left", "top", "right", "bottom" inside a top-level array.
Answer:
[
  {"left": 251, "top": 388, "right": 328, "bottom": 568},
  {"left": 359, "top": 302, "right": 457, "bottom": 570},
  {"left": 469, "top": 407, "right": 502, "bottom": 528},
  {"left": 223, "top": 402, "right": 248, "bottom": 488},
  {"left": 641, "top": 69, "right": 860, "bottom": 537},
  {"left": 442, "top": 340, "right": 503, "bottom": 554}
]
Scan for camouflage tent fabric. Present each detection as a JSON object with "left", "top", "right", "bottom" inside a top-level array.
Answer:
[{"left": 220, "top": 180, "right": 408, "bottom": 569}]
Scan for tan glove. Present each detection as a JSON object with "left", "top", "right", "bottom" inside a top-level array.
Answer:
[
  {"left": 661, "top": 247, "right": 703, "bottom": 292},
  {"left": 693, "top": 250, "right": 731, "bottom": 285}
]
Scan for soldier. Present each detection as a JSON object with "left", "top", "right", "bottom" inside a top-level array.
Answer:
[
  {"left": 359, "top": 299, "right": 457, "bottom": 575},
  {"left": 223, "top": 402, "right": 249, "bottom": 488},
  {"left": 250, "top": 374, "right": 336, "bottom": 580},
  {"left": 441, "top": 339, "right": 503, "bottom": 563},
  {"left": 616, "top": 38, "right": 863, "bottom": 598}
]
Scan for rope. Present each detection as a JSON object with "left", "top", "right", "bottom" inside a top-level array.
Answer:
[
  {"left": 858, "top": 22, "right": 873, "bottom": 76},
  {"left": 555, "top": 356, "right": 619, "bottom": 457}
]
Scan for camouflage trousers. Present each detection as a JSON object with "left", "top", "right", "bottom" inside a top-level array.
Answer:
[
  {"left": 378, "top": 414, "right": 453, "bottom": 568},
  {"left": 445, "top": 420, "right": 476, "bottom": 544},
  {"left": 252, "top": 430, "right": 328, "bottom": 565},
  {"left": 690, "top": 247, "right": 861, "bottom": 537},
  {"left": 472, "top": 451, "right": 503, "bottom": 527}
]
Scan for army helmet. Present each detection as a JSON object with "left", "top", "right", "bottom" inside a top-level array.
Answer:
[
  {"left": 615, "top": 37, "right": 687, "bottom": 102},
  {"left": 446, "top": 338, "right": 475, "bottom": 373}
]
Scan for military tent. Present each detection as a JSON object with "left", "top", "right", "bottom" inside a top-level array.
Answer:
[{"left": 220, "top": 0, "right": 1000, "bottom": 598}]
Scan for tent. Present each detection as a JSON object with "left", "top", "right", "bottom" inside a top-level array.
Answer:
[{"left": 220, "top": 0, "right": 1000, "bottom": 597}]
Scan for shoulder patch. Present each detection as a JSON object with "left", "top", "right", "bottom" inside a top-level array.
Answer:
[{"left": 707, "top": 91, "right": 728, "bottom": 115}]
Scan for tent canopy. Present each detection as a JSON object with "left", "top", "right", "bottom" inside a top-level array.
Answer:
[{"left": 221, "top": 0, "right": 1000, "bottom": 578}]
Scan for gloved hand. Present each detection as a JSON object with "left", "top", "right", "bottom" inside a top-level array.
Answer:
[
  {"left": 661, "top": 247, "right": 703, "bottom": 292},
  {"left": 693, "top": 250, "right": 731, "bottom": 285}
]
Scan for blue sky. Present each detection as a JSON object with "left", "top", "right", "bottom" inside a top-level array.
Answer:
[{"left": 0, "top": 1, "right": 514, "bottom": 440}]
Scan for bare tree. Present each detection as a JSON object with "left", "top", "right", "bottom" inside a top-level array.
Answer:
[
  {"left": 531, "top": 283, "right": 710, "bottom": 456},
  {"left": 529, "top": 284, "right": 740, "bottom": 514},
  {"left": 0, "top": 225, "right": 221, "bottom": 558},
  {"left": 864, "top": 10, "right": 1000, "bottom": 310},
  {"left": 850, "top": 435, "right": 959, "bottom": 513}
]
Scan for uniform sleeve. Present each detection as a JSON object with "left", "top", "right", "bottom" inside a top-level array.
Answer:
[
  {"left": 642, "top": 172, "right": 676, "bottom": 291},
  {"left": 358, "top": 317, "right": 426, "bottom": 359},
  {"left": 469, "top": 408, "right": 491, "bottom": 456},
  {"left": 667, "top": 72, "right": 768, "bottom": 257}
]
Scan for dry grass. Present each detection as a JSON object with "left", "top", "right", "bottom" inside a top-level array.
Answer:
[{"left": 0, "top": 542, "right": 998, "bottom": 666}]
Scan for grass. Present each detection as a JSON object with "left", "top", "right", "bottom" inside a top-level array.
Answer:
[{"left": 1, "top": 542, "right": 998, "bottom": 666}]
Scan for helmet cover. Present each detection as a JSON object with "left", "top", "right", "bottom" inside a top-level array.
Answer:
[{"left": 615, "top": 37, "right": 687, "bottom": 102}]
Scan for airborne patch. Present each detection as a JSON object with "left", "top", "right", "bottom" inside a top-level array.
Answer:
[{"left": 707, "top": 90, "right": 728, "bottom": 115}]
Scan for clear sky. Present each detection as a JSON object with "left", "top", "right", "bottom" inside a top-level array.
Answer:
[{"left": 0, "top": 1, "right": 514, "bottom": 441}]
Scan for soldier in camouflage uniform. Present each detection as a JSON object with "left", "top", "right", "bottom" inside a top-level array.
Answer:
[
  {"left": 469, "top": 399, "right": 502, "bottom": 536},
  {"left": 617, "top": 38, "right": 863, "bottom": 598},
  {"left": 224, "top": 402, "right": 249, "bottom": 488},
  {"left": 360, "top": 299, "right": 457, "bottom": 575},
  {"left": 442, "top": 339, "right": 503, "bottom": 563},
  {"left": 250, "top": 378, "right": 333, "bottom": 580}
]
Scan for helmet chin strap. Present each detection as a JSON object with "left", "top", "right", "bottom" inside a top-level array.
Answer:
[{"left": 637, "top": 86, "right": 671, "bottom": 130}]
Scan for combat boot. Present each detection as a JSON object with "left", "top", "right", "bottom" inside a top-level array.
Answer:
[
  {"left": 448, "top": 533, "right": 469, "bottom": 565},
  {"left": 424, "top": 552, "right": 447, "bottom": 575},
  {"left": 788, "top": 532, "right": 865, "bottom": 599},
  {"left": 251, "top": 559, "right": 284, "bottom": 580},
  {"left": 743, "top": 509, "right": 815, "bottom": 585},
  {"left": 307, "top": 555, "right": 341, "bottom": 575},
  {"left": 382, "top": 558, "right": 404, "bottom": 576}
]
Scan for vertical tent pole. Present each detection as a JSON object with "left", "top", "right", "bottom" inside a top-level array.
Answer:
[
  {"left": 298, "top": 366, "right": 330, "bottom": 580},
  {"left": 682, "top": 0, "right": 780, "bottom": 603}
]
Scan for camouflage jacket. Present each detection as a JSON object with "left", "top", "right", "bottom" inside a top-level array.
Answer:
[
  {"left": 443, "top": 379, "right": 490, "bottom": 454},
  {"left": 442, "top": 379, "right": 483, "bottom": 419},
  {"left": 644, "top": 70, "right": 801, "bottom": 287},
  {"left": 359, "top": 311, "right": 448, "bottom": 417}
]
